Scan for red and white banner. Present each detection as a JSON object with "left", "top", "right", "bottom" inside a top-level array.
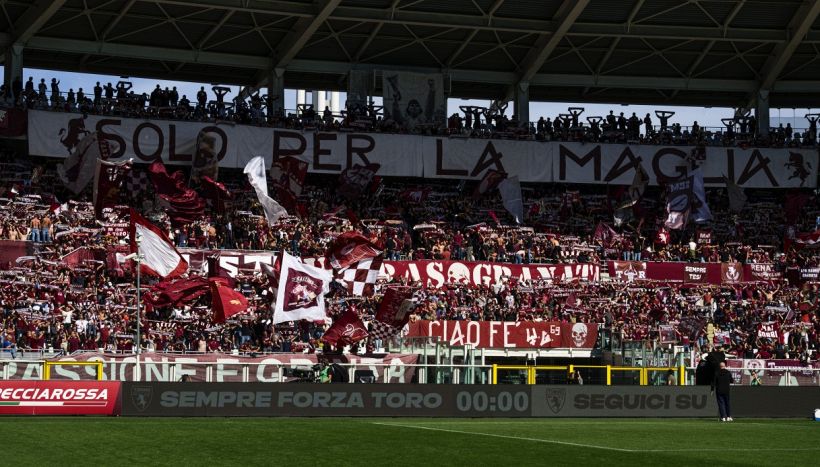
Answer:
[
  {"left": 747, "top": 263, "right": 782, "bottom": 281},
  {"left": 176, "top": 250, "right": 600, "bottom": 286},
  {"left": 382, "top": 260, "right": 600, "bottom": 287},
  {"left": 611, "top": 261, "right": 647, "bottom": 281},
  {"left": 684, "top": 264, "right": 708, "bottom": 283},
  {"left": 407, "top": 320, "right": 598, "bottom": 349},
  {"left": 29, "top": 111, "right": 815, "bottom": 188},
  {"left": 1, "top": 353, "right": 419, "bottom": 383},
  {"left": 606, "top": 261, "right": 782, "bottom": 284},
  {"left": 130, "top": 210, "right": 188, "bottom": 279},
  {"left": 757, "top": 322, "right": 780, "bottom": 340},
  {"left": 0, "top": 381, "right": 120, "bottom": 416}
]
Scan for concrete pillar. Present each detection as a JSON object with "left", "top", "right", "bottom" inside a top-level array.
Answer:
[
  {"left": 514, "top": 81, "right": 530, "bottom": 127},
  {"left": 330, "top": 91, "right": 340, "bottom": 114},
  {"left": 314, "top": 90, "right": 326, "bottom": 112},
  {"left": 347, "top": 69, "right": 370, "bottom": 111},
  {"left": 756, "top": 90, "right": 770, "bottom": 137},
  {"left": 3, "top": 44, "right": 23, "bottom": 94},
  {"left": 266, "top": 68, "right": 285, "bottom": 118}
]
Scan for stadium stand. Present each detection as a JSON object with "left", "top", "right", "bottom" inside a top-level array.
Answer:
[{"left": 0, "top": 1, "right": 818, "bottom": 381}]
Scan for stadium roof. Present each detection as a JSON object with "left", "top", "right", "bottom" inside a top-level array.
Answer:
[{"left": 3, "top": 0, "right": 820, "bottom": 108}]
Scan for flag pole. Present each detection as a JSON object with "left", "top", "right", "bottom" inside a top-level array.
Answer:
[{"left": 135, "top": 233, "right": 143, "bottom": 356}]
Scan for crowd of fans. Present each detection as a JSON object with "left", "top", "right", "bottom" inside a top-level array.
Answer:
[
  {"left": 1, "top": 75, "right": 819, "bottom": 364},
  {"left": 2, "top": 75, "right": 816, "bottom": 148},
  {"left": 0, "top": 147, "right": 816, "bottom": 364}
]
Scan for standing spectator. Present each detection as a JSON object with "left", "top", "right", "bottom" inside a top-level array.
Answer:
[
  {"left": 37, "top": 79, "right": 47, "bottom": 102},
  {"left": 643, "top": 113, "right": 652, "bottom": 136},
  {"left": 50, "top": 78, "right": 61, "bottom": 108},
  {"left": 94, "top": 82, "right": 102, "bottom": 106},
  {"left": 712, "top": 361, "right": 733, "bottom": 422},
  {"left": 29, "top": 216, "right": 41, "bottom": 243}
]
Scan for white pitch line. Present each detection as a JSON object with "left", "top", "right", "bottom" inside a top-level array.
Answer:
[
  {"left": 371, "top": 422, "right": 820, "bottom": 454},
  {"left": 641, "top": 448, "right": 820, "bottom": 452},
  {"left": 370, "top": 422, "right": 633, "bottom": 452}
]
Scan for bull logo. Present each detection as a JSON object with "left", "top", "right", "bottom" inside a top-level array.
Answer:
[
  {"left": 545, "top": 388, "right": 566, "bottom": 414},
  {"left": 725, "top": 264, "right": 740, "bottom": 282},
  {"left": 130, "top": 386, "right": 153, "bottom": 412},
  {"left": 785, "top": 152, "right": 812, "bottom": 187},
  {"left": 58, "top": 116, "right": 89, "bottom": 154}
]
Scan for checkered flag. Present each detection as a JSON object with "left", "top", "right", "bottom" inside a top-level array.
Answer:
[
  {"left": 125, "top": 169, "right": 150, "bottom": 200},
  {"left": 368, "top": 320, "right": 400, "bottom": 340},
  {"left": 334, "top": 256, "right": 382, "bottom": 297}
]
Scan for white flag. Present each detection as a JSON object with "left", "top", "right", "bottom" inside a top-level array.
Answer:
[
  {"left": 130, "top": 209, "right": 187, "bottom": 278},
  {"left": 498, "top": 176, "right": 524, "bottom": 223},
  {"left": 274, "top": 252, "right": 332, "bottom": 324},
  {"left": 243, "top": 156, "right": 287, "bottom": 225}
]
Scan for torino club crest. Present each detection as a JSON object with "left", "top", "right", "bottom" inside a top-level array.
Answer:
[{"left": 283, "top": 272, "right": 323, "bottom": 311}]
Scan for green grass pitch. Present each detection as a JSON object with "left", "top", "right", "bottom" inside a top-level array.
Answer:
[{"left": 1, "top": 417, "right": 818, "bottom": 466}]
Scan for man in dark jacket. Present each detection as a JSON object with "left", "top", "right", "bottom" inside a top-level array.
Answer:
[
  {"left": 695, "top": 353, "right": 714, "bottom": 386},
  {"left": 711, "top": 361, "right": 733, "bottom": 421}
]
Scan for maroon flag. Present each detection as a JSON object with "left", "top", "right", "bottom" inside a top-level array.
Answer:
[
  {"left": 792, "top": 229, "right": 820, "bottom": 249},
  {"left": 326, "top": 231, "right": 382, "bottom": 270},
  {"left": 369, "top": 286, "right": 415, "bottom": 340},
  {"left": 144, "top": 277, "right": 209, "bottom": 308},
  {"left": 207, "top": 255, "right": 236, "bottom": 288},
  {"left": 785, "top": 191, "right": 811, "bottom": 225},
  {"left": 93, "top": 158, "right": 131, "bottom": 219},
  {"left": 338, "top": 163, "right": 380, "bottom": 200},
  {"left": 400, "top": 187, "right": 431, "bottom": 203},
  {"left": 322, "top": 310, "right": 369, "bottom": 348},
  {"left": 592, "top": 222, "right": 619, "bottom": 247},
  {"left": 488, "top": 210, "right": 500, "bottom": 225},
  {"left": 375, "top": 286, "right": 415, "bottom": 328},
  {"left": 473, "top": 169, "right": 507, "bottom": 199},
  {"left": 210, "top": 278, "right": 249, "bottom": 323},
  {"left": 148, "top": 161, "right": 206, "bottom": 226},
  {"left": 200, "top": 175, "right": 232, "bottom": 210}
]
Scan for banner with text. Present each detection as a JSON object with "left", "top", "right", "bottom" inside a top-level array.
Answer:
[
  {"left": 406, "top": 320, "right": 598, "bottom": 349},
  {"left": 554, "top": 142, "right": 817, "bottom": 188},
  {"left": 2, "top": 353, "right": 418, "bottom": 383},
  {"left": 176, "top": 250, "right": 600, "bottom": 286},
  {"left": 421, "top": 137, "right": 551, "bottom": 181},
  {"left": 0, "top": 381, "right": 120, "bottom": 416},
  {"left": 28, "top": 111, "right": 816, "bottom": 188},
  {"left": 606, "top": 262, "right": 782, "bottom": 284}
]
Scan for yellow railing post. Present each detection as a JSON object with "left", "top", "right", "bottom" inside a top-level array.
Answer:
[
  {"left": 679, "top": 365, "right": 685, "bottom": 386},
  {"left": 606, "top": 365, "right": 612, "bottom": 386},
  {"left": 492, "top": 364, "right": 497, "bottom": 385},
  {"left": 528, "top": 367, "right": 535, "bottom": 385},
  {"left": 641, "top": 368, "right": 647, "bottom": 386}
]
